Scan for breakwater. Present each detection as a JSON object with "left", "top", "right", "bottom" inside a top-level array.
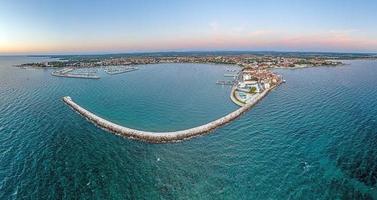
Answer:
[{"left": 63, "top": 86, "right": 274, "bottom": 143}]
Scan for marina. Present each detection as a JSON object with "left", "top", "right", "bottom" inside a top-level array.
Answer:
[
  {"left": 51, "top": 66, "right": 140, "bottom": 79},
  {"left": 51, "top": 68, "right": 100, "bottom": 79},
  {"left": 103, "top": 66, "right": 139, "bottom": 75}
]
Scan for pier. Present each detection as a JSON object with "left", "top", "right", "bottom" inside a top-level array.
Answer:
[
  {"left": 216, "top": 80, "right": 234, "bottom": 85},
  {"left": 63, "top": 87, "right": 273, "bottom": 143},
  {"left": 224, "top": 73, "right": 237, "bottom": 77}
]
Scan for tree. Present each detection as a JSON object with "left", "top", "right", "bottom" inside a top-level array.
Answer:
[{"left": 249, "top": 86, "right": 257, "bottom": 94}]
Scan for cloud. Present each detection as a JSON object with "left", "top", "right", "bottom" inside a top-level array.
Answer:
[{"left": 209, "top": 21, "right": 220, "bottom": 32}]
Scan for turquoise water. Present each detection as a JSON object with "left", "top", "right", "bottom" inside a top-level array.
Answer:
[{"left": 1, "top": 57, "right": 377, "bottom": 199}]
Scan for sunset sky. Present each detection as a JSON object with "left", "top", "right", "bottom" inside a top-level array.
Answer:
[{"left": 1, "top": 0, "right": 377, "bottom": 54}]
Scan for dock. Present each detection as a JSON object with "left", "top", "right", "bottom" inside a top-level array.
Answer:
[
  {"left": 216, "top": 80, "right": 234, "bottom": 85},
  {"left": 226, "top": 69, "right": 237, "bottom": 72},
  {"left": 224, "top": 73, "right": 237, "bottom": 77}
]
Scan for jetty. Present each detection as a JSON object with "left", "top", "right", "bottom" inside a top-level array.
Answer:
[
  {"left": 224, "top": 73, "right": 237, "bottom": 77},
  {"left": 63, "top": 87, "right": 273, "bottom": 143},
  {"left": 227, "top": 69, "right": 237, "bottom": 72},
  {"left": 216, "top": 80, "right": 234, "bottom": 85}
]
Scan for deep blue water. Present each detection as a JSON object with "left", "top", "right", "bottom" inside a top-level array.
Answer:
[{"left": 0, "top": 57, "right": 377, "bottom": 199}]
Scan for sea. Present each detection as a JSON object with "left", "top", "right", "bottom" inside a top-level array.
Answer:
[{"left": 0, "top": 56, "right": 377, "bottom": 199}]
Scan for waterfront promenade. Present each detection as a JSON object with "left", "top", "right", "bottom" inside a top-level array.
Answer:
[{"left": 63, "top": 87, "right": 273, "bottom": 143}]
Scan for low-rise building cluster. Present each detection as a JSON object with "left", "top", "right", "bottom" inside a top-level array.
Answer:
[{"left": 18, "top": 54, "right": 343, "bottom": 69}]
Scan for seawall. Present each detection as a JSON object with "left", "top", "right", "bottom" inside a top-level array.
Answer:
[{"left": 63, "top": 87, "right": 274, "bottom": 143}]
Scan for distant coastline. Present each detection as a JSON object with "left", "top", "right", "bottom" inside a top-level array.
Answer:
[{"left": 17, "top": 51, "right": 351, "bottom": 69}]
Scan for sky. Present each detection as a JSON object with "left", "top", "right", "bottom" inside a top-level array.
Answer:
[{"left": 0, "top": 0, "right": 377, "bottom": 54}]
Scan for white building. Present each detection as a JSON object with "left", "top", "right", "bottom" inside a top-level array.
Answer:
[
  {"left": 238, "top": 81, "right": 261, "bottom": 93},
  {"left": 243, "top": 74, "right": 252, "bottom": 81},
  {"left": 263, "top": 82, "right": 270, "bottom": 89}
]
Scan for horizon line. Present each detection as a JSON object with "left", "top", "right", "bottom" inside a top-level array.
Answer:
[{"left": 1, "top": 50, "right": 376, "bottom": 57}]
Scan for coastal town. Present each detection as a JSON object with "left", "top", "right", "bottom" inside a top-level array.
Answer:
[
  {"left": 20, "top": 54, "right": 343, "bottom": 69},
  {"left": 18, "top": 53, "right": 343, "bottom": 106}
]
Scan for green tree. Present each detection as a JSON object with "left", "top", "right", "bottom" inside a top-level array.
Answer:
[{"left": 249, "top": 86, "right": 257, "bottom": 94}]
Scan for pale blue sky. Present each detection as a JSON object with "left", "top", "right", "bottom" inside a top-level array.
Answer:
[{"left": 1, "top": 0, "right": 376, "bottom": 54}]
